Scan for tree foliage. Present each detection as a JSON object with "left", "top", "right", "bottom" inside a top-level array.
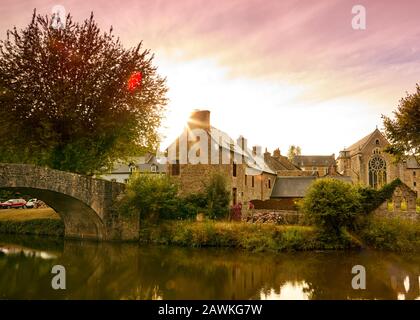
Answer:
[
  {"left": 119, "top": 174, "right": 179, "bottom": 220},
  {"left": 287, "top": 145, "right": 301, "bottom": 160},
  {"left": 300, "top": 178, "right": 360, "bottom": 236},
  {"left": 0, "top": 11, "right": 167, "bottom": 174},
  {"left": 205, "top": 173, "right": 231, "bottom": 219},
  {"left": 382, "top": 84, "right": 420, "bottom": 162}
]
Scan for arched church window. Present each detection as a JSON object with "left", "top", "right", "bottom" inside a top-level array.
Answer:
[
  {"left": 373, "top": 148, "right": 381, "bottom": 154},
  {"left": 375, "top": 139, "right": 380, "bottom": 145},
  {"left": 368, "top": 155, "right": 387, "bottom": 189}
]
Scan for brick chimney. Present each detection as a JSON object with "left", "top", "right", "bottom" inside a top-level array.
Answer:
[
  {"left": 264, "top": 148, "right": 271, "bottom": 162},
  {"left": 273, "top": 148, "right": 281, "bottom": 158},
  {"left": 188, "top": 110, "right": 210, "bottom": 131}
]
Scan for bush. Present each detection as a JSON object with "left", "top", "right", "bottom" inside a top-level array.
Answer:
[
  {"left": 358, "top": 216, "right": 420, "bottom": 251},
  {"left": 300, "top": 178, "right": 361, "bottom": 236},
  {"left": 176, "top": 192, "right": 208, "bottom": 220},
  {"left": 118, "top": 174, "right": 179, "bottom": 220},
  {"left": 356, "top": 179, "right": 402, "bottom": 214},
  {"left": 205, "top": 173, "right": 230, "bottom": 219},
  {"left": 139, "top": 220, "right": 349, "bottom": 252}
]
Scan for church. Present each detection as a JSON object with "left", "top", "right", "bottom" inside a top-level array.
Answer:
[{"left": 337, "top": 128, "right": 419, "bottom": 195}]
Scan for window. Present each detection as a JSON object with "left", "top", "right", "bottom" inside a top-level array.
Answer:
[
  {"left": 232, "top": 161, "right": 237, "bottom": 177},
  {"left": 151, "top": 164, "right": 157, "bottom": 173},
  {"left": 244, "top": 174, "right": 247, "bottom": 186},
  {"left": 373, "top": 148, "right": 381, "bottom": 155},
  {"left": 368, "top": 155, "right": 387, "bottom": 189},
  {"left": 171, "top": 160, "right": 180, "bottom": 176},
  {"left": 268, "top": 178, "right": 271, "bottom": 189},
  {"left": 375, "top": 139, "right": 380, "bottom": 145},
  {"left": 414, "top": 171, "right": 416, "bottom": 177},
  {"left": 251, "top": 176, "right": 255, "bottom": 188},
  {"left": 414, "top": 181, "right": 417, "bottom": 187}
]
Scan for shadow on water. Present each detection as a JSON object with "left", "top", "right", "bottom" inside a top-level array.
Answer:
[{"left": 0, "top": 234, "right": 419, "bottom": 300}]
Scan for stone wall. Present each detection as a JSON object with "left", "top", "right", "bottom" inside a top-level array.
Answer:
[{"left": 372, "top": 184, "right": 418, "bottom": 220}]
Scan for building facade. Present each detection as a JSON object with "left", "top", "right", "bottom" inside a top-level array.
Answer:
[
  {"left": 337, "top": 128, "right": 419, "bottom": 195},
  {"left": 292, "top": 154, "right": 337, "bottom": 176},
  {"left": 166, "top": 110, "right": 278, "bottom": 205}
]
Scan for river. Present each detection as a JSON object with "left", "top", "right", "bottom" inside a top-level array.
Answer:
[{"left": 0, "top": 234, "right": 419, "bottom": 300}]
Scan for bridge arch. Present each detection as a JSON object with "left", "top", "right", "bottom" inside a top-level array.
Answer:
[{"left": 0, "top": 163, "right": 138, "bottom": 241}]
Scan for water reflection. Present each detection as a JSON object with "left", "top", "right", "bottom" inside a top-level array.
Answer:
[{"left": 0, "top": 235, "right": 419, "bottom": 300}]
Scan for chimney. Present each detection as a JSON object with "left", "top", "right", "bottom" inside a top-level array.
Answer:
[
  {"left": 264, "top": 148, "right": 271, "bottom": 161},
  {"left": 237, "top": 135, "right": 247, "bottom": 150},
  {"left": 273, "top": 148, "right": 281, "bottom": 158},
  {"left": 188, "top": 110, "right": 210, "bottom": 131},
  {"left": 252, "top": 145, "right": 261, "bottom": 156}
]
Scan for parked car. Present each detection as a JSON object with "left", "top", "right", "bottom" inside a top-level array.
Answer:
[
  {"left": 0, "top": 199, "right": 27, "bottom": 209},
  {"left": 25, "top": 198, "right": 38, "bottom": 209}
]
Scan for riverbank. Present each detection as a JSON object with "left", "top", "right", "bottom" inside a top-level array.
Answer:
[
  {"left": 139, "top": 220, "right": 361, "bottom": 252},
  {"left": 0, "top": 208, "right": 63, "bottom": 236}
]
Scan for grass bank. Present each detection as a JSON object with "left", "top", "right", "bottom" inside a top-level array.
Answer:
[
  {"left": 0, "top": 208, "right": 63, "bottom": 236},
  {"left": 139, "top": 220, "right": 360, "bottom": 252},
  {"left": 357, "top": 216, "right": 420, "bottom": 252}
]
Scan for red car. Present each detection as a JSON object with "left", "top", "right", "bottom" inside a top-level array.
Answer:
[{"left": 0, "top": 199, "right": 27, "bottom": 209}]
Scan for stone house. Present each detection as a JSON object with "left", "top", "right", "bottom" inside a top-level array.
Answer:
[
  {"left": 292, "top": 154, "right": 337, "bottom": 176},
  {"left": 337, "top": 128, "right": 419, "bottom": 195},
  {"left": 166, "top": 110, "right": 277, "bottom": 205},
  {"left": 101, "top": 153, "right": 165, "bottom": 183}
]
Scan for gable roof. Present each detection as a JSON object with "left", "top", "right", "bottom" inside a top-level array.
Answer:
[
  {"left": 292, "top": 155, "right": 336, "bottom": 168},
  {"left": 344, "top": 128, "right": 389, "bottom": 154},
  {"left": 265, "top": 154, "right": 301, "bottom": 171},
  {"left": 166, "top": 125, "right": 275, "bottom": 175}
]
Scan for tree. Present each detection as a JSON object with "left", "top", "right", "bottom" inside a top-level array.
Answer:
[
  {"left": 300, "top": 179, "right": 360, "bottom": 237},
  {"left": 0, "top": 11, "right": 167, "bottom": 175},
  {"left": 382, "top": 84, "right": 420, "bottom": 162},
  {"left": 119, "top": 174, "right": 179, "bottom": 220},
  {"left": 287, "top": 145, "right": 301, "bottom": 160},
  {"left": 205, "top": 173, "right": 230, "bottom": 219}
]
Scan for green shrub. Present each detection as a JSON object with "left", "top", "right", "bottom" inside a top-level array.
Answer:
[
  {"left": 300, "top": 178, "right": 361, "bottom": 236},
  {"left": 0, "top": 219, "right": 64, "bottom": 236},
  {"left": 139, "top": 220, "right": 360, "bottom": 252},
  {"left": 205, "top": 173, "right": 230, "bottom": 219},
  {"left": 118, "top": 174, "right": 179, "bottom": 220},
  {"left": 358, "top": 216, "right": 420, "bottom": 251},
  {"left": 356, "top": 179, "right": 402, "bottom": 214}
]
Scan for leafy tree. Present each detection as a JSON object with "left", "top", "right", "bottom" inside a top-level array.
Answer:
[
  {"left": 300, "top": 178, "right": 360, "bottom": 236},
  {"left": 205, "top": 173, "right": 230, "bottom": 219},
  {"left": 119, "top": 174, "right": 178, "bottom": 220},
  {"left": 0, "top": 11, "right": 167, "bottom": 175},
  {"left": 287, "top": 145, "right": 301, "bottom": 161},
  {"left": 382, "top": 84, "right": 420, "bottom": 162}
]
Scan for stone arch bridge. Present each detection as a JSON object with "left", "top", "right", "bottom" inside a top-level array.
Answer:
[{"left": 0, "top": 163, "right": 139, "bottom": 241}]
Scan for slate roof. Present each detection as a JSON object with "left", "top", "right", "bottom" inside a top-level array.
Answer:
[
  {"left": 292, "top": 155, "right": 336, "bottom": 168},
  {"left": 271, "top": 175, "right": 353, "bottom": 198},
  {"left": 264, "top": 154, "right": 301, "bottom": 171},
  {"left": 271, "top": 176, "right": 316, "bottom": 198},
  {"left": 406, "top": 156, "right": 420, "bottom": 169}
]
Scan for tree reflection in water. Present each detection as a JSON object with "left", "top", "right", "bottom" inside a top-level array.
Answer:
[{"left": 0, "top": 235, "right": 419, "bottom": 300}]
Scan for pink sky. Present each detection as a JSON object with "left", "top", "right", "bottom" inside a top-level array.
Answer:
[{"left": 1, "top": 0, "right": 419, "bottom": 155}]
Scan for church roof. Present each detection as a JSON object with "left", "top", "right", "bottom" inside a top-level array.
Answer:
[{"left": 344, "top": 128, "right": 387, "bottom": 154}]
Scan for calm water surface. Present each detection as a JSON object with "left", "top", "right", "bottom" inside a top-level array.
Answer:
[{"left": 0, "top": 234, "right": 419, "bottom": 300}]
